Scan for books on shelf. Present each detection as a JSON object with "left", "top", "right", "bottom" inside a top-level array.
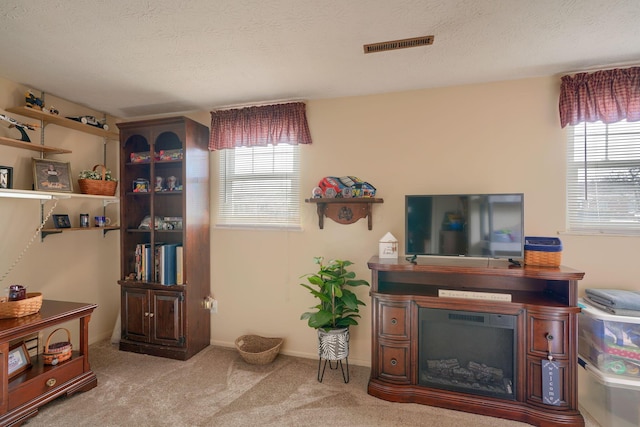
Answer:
[
  {"left": 135, "top": 243, "right": 183, "bottom": 285},
  {"left": 438, "top": 289, "right": 512, "bottom": 302},
  {"left": 176, "top": 245, "right": 184, "bottom": 285},
  {"left": 135, "top": 243, "right": 154, "bottom": 282},
  {"left": 159, "top": 243, "right": 179, "bottom": 285}
]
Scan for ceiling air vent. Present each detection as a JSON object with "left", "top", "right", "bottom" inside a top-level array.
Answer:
[{"left": 364, "top": 35, "right": 434, "bottom": 54}]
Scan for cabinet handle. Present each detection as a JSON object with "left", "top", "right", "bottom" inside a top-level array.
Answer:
[
  {"left": 390, "top": 359, "right": 397, "bottom": 366},
  {"left": 46, "top": 378, "right": 57, "bottom": 387},
  {"left": 149, "top": 313, "right": 154, "bottom": 318},
  {"left": 391, "top": 318, "right": 397, "bottom": 325},
  {"left": 144, "top": 312, "right": 149, "bottom": 317}
]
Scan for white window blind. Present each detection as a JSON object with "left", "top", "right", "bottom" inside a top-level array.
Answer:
[
  {"left": 567, "top": 120, "right": 640, "bottom": 234},
  {"left": 217, "top": 144, "right": 300, "bottom": 229}
]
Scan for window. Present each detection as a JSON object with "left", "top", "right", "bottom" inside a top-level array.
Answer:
[
  {"left": 567, "top": 120, "right": 640, "bottom": 234},
  {"left": 217, "top": 143, "right": 300, "bottom": 229},
  {"left": 210, "top": 102, "right": 311, "bottom": 229}
]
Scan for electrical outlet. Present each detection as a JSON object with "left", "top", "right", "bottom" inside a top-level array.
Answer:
[{"left": 210, "top": 299, "right": 218, "bottom": 314}]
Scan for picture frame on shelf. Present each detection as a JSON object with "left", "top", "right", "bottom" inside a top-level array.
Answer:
[
  {"left": 32, "top": 158, "right": 73, "bottom": 192},
  {"left": 133, "top": 178, "right": 149, "bottom": 193},
  {"left": 0, "top": 165, "right": 12, "bottom": 189},
  {"left": 52, "top": 214, "right": 71, "bottom": 229},
  {"left": 8, "top": 342, "right": 32, "bottom": 379}
]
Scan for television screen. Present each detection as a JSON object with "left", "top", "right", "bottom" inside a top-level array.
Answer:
[{"left": 405, "top": 194, "right": 524, "bottom": 259}]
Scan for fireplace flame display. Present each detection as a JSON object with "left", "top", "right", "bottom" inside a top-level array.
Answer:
[{"left": 423, "top": 358, "right": 513, "bottom": 396}]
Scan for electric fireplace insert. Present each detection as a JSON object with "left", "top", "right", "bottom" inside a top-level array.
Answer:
[{"left": 418, "top": 307, "right": 517, "bottom": 400}]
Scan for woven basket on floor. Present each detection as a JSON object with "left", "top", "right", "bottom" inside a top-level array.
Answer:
[
  {"left": 235, "top": 335, "right": 283, "bottom": 365},
  {"left": 0, "top": 292, "right": 43, "bottom": 319},
  {"left": 43, "top": 328, "right": 73, "bottom": 365},
  {"left": 78, "top": 164, "right": 117, "bottom": 196}
]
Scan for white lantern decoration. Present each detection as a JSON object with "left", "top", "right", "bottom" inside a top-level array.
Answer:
[{"left": 379, "top": 232, "right": 398, "bottom": 259}]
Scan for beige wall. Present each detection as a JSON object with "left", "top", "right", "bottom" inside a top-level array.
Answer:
[
  {"left": 3, "top": 74, "right": 639, "bottom": 367},
  {"left": 201, "top": 75, "right": 640, "bottom": 367},
  {"left": 0, "top": 76, "right": 120, "bottom": 346}
]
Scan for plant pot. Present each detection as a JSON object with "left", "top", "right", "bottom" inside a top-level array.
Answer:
[{"left": 317, "top": 327, "right": 349, "bottom": 360}]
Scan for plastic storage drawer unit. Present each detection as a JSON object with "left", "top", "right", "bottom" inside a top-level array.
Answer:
[
  {"left": 578, "top": 357, "right": 640, "bottom": 427},
  {"left": 578, "top": 299, "right": 640, "bottom": 378}
]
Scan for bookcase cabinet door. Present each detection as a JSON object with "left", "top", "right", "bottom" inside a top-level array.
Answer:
[
  {"left": 121, "top": 286, "right": 149, "bottom": 342},
  {"left": 151, "top": 290, "right": 184, "bottom": 346}
]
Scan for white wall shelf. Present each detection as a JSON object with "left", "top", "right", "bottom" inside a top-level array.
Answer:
[{"left": 0, "top": 188, "right": 118, "bottom": 202}]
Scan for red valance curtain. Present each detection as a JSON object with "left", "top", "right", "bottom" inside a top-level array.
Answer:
[
  {"left": 209, "top": 102, "right": 312, "bottom": 150},
  {"left": 559, "top": 67, "right": 640, "bottom": 128}
]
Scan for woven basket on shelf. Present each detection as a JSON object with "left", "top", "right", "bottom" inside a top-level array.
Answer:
[
  {"left": 0, "top": 292, "right": 43, "bottom": 319},
  {"left": 43, "top": 328, "right": 73, "bottom": 365},
  {"left": 235, "top": 335, "right": 283, "bottom": 365},
  {"left": 78, "top": 164, "right": 117, "bottom": 196},
  {"left": 524, "top": 250, "right": 562, "bottom": 267},
  {"left": 523, "top": 237, "right": 562, "bottom": 267}
]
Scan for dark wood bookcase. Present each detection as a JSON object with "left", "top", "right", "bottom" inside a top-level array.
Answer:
[{"left": 116, "top": 117, "right": 210, "bottom": 360}]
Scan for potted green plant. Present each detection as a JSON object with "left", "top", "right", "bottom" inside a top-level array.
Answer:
[{"left": 300, "top": 257, "right": 369, "bottom": 372}]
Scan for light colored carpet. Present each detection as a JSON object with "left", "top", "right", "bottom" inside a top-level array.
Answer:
[{"left": 23, "top": 340, "right": 597, "bottom": 427}]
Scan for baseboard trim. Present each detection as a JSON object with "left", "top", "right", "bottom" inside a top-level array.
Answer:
[{"left": 209, "top": 339, "right": 371, "bottom": 368}]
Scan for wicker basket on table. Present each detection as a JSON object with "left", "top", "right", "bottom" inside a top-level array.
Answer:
[
  {"left": 78, "top": 164, "right": 117, "bottom": 196},
  {"left": 0, "top": 292, "right": 43, "bottom": 319},
  {"left": 43, "top": 328, "right": 73, "bottom": 365},
  {"left": 235, "top": 335, "right": 283, "bottom": 365},
  {"left": 524, "top": 237, "right": 562, "bottom": 267}
]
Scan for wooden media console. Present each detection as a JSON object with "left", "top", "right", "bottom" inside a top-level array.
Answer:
[{"left": 367, "top": 256, "right": 585, "bottom": 427}]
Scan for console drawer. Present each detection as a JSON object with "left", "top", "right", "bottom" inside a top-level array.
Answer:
[
  {"left": 528, "top": 311, "right": 571, "bottom": 359},
  {"left": 377, "top": 339, "right": 411, "bottom": 384},
  {"left": 377, "top": 299, "right": 410, "bottom": 339},
  {"left": 9, "top": 356, "right": 84, "bottom": 410},
  {"left": 526, "top": 356, "right": 570, "bottom": 409}
]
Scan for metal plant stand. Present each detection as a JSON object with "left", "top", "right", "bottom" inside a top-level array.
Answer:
[
  {"left": 317, "top": 327, "right": 350, "bottom": 383},
  {"left": 318, "top": 357, "right": 349, "bottom": 383}
]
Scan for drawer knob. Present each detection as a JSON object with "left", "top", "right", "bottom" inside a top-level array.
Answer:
[
  {"left": 46, "top": 378, "right": 57, "bottom": 387},
  {"left": 390, "top": 359, "right": 397, "bottom": 366},
  {"left": 390, "top": 318, "right": 397, "bottom": 325}
]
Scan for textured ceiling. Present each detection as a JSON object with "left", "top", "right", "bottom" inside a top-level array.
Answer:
[{"left": 1, "top": 0, "right": 639, "bottom": 118}]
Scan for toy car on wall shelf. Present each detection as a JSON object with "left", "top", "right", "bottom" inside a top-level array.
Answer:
[
  {"left": 25, "top": 90, "right": 59, "bottom": 115},
  {"left": 66, "top": 115, "right": 109, "bottom": 131},
  {"left": 25, "top": 90, "right": 44, "bottom": 109}
]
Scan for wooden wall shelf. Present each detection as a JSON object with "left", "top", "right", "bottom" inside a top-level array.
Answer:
[
  {"left": 305, "top": 198, "right": 383, "bottom": 230},
  {"left": 6, "top": 106, "right": 119, "bottom": 140},
  {"left": 0, "top": 136, "right": 72, "bottom": 154},
  {"left": 41, "top": 225, "right": 120, "bottom": 238}
]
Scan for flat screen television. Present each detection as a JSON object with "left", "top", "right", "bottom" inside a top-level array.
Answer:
[{"left": 405, "top": 193, "right": 524, "bottom": 259}]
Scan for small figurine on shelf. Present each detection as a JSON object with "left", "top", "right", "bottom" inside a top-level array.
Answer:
[
  {"left": 155, "top": 176, "right": 164, "bottom": 192},
  {"left": 46, "top": 105, "right": 59, "bottom": 115},
  {"left": 25, "top": 90, "right": 44, "bottom": 110},
  {"left": 166, "top": 175, "right": 178, "bottom": 191}
]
